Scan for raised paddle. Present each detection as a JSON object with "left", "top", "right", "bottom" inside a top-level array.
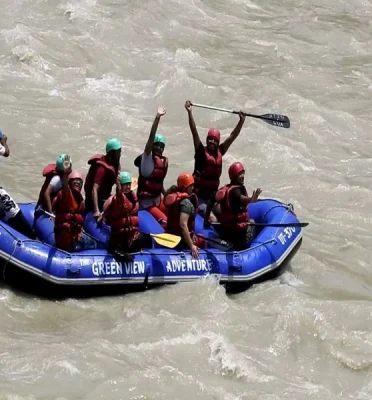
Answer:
[
  {"left": 42, "top": 211, "right": 181, "bottom": 249},
  {"left": 191, "top": 102, "right": 290, "bottom": 129}
]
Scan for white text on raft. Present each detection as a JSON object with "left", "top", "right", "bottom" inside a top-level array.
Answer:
[
  {"left": 166, "top": 259, "right": 213, "bottom": 273},
  {"left": 91, "top": 261, "right": 145, "bottom": 276}
]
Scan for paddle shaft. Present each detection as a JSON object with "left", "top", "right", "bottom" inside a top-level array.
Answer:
[
  {"left": 212, "top": 222, "right": 308, "bottom": 228},
  {"left": 191, "top": 102, "right": 290, "bottom": 128}
]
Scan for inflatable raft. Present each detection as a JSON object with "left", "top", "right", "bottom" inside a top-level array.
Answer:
[{"left": 0, "top": 199, "right": 303, "bottom": 297}]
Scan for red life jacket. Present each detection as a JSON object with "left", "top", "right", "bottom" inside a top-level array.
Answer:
[
  {"left": 193, "top": 147, "right": 223, "bottom": 200},
  {"left": 164, "top": 192, "right": 198, "bottom": 237},
  {"left": 53, "top": 189, "right": 85, "bottom": 239},
  {"left": 36, "top": 164, "right": 61, "bottom": 209},
  {"left": 104, "top": 190, "right": 140, "bottom": 246},
  {"left": 83, "top": 154, "right": 119, "bottom": 207},
  {"left": 137, "top": 155, "right": 168, "bottom": 198},
  {"left": 216, "top": 184, "right": 249, "bottom": 230}
]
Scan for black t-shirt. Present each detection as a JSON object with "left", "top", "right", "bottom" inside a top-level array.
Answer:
[
  {"left": 211, "top": 185, "right": 246, "bottom": 212},
  {"left": 228, "top": 187, "right": 245, "bottom": 213},
  {"left": 193, "top": 142, "right": 226, "bottom": 175}
]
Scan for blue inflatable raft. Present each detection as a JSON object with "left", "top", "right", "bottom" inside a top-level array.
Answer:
[{"left": 0, "top": 199, "right": 303, "bottom": 297}]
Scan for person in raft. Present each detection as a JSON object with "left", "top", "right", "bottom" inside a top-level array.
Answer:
[
  {"left": 204, "top": 162, "right": 262, "bottom": 251},
  {"left": 184, "top": 100, "right": 246, "bottom": 220},
  {"left": 102, "top": 171, "right": 153, "bottom": 255},
  {"left": 134, "top": 106, "right": 168, "bottom": 228},
  {"left": 0, "top": 130, "right": 36, "bottom": 239},
  {"left": 34, "top": 153, "right": 68, "bottom": 220},
  {"left": 164, "top": 173, "right": 206, "bottom": 259},
  {"left": 84, "top": 138, "right": 122, "bottom": 220},
  {"left": 52, "top": 155, "right": 99, "bottom": 251}
]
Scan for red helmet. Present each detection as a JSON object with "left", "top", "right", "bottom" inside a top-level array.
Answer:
[
  {"left": 228, "top": 162, "right": 245, "bottom": 180},
  {"left": 207, "top": 128, "right": 220, "bottom": 143},
  {"left": 68, "top": 170, "right": 84, "bottom": 182}
]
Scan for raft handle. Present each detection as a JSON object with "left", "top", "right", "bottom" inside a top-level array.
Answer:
[
  {"left": 229, "top": 265, "right": 242, "bottom": 272},
  {"left": 66, "top": 268, "right": 81, "bottom": 277}
]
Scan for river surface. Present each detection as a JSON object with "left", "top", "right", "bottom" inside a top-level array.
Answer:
[{"left": 1, "top": 0, "right": 372, "bottom": 398}]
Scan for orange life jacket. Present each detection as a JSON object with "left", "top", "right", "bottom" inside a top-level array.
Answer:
[
  {"left": 136, "top": 155, "right": 168, "bottom": 198},
  {"left": 84, "top": 154, "right": 120, "bottom": 209},
  {"left": 164, "top": 192, "right": 198, "bottom": 237},
  {"left": 53, "top": 189, "right": 85, "bottom": 250},
  {"left": 215, "top": 184, "right": 249, "bottom": 230},
  {"left": 104, "top": 190, "right": 140, "bottom": 247},
  {"left": 36, "top": 164, "right": 61, "bottom": 209},
  {"left": 193, "top": 147, "right": 222, "bottom": 200}
]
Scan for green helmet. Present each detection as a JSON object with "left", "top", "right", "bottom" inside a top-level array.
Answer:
[
  {"left": 106, "top": 138, "right": 122, "bottom": 153},
  {"left": 154, "top": 133, "right": 165, "bottom": 145},
  {"left": 120, "top": 171, "right": 132, "bottom": 185},
  {"left": 56, "top": 154, "right": 68, "bottom": 172}
]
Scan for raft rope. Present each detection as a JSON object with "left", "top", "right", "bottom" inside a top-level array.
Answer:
[{"left": 261, "top": 201, "right": 295, "bottom": 223}]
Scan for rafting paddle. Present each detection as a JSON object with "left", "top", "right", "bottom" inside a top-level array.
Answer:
[
  {"left": 191, "top": 102, "right": 290, "bottom": 129},
  {"left": 212, "top": 222, "right": 309, "bottom": 228}
]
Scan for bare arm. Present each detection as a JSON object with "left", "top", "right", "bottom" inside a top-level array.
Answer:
[
  {"left": 92, "top": 183, "right": 100, "bottom": 214},
  {"left": 240, "top": 188, "right": 262, "bottom": 207},
  {"left": 44, "top": 185, "right": 54, "bottom": 214},
  {"left": 220, "top": 111, "right": 246, "bottom": 154},
  {"left": 144, "top": 106, "right": 166, "bottom": 155},
  {"left": 179, "top": 212, "right": 194, "bottom": 250},
  {"left": 185, "top": 101, "right": 201, "bottom": 152},
  {"left": 240, "top": 195, "right": 252, "bottom": 208}
]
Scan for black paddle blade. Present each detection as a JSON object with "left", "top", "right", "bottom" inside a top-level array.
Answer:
[
  {"left": 260, "top": 114, "right": 290, "bottom": 128},
  {"left": 243, "top": 112, "right": 290, "bottom": 128}
]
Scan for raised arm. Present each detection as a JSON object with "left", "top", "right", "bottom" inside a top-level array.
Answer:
[
  {"left": 220, "top": 111, "right": 246, "bottom": 154},
  {"left": 239, "top": 188, "right": 262, "bottom": 207},
  {"left": 144, "top": 106, "right": 166, "bottom": 155},
  {"left": 61, "top": 155, "right": 72, "bottom": 192},
  {"left": 185, "top": 100, "right": 201, "bottom": 152}
]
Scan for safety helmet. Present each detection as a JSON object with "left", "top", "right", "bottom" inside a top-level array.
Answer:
[
  {"left": 68, "top": 170, "right": 83, "bottom": 182},
  {"left": 120, "top": 171, "right": 132, "bottom": 185},
  {"left": 56, "top": 154, "right": 68, "bottom": 172},
  {"left": 207, "top": 128, "right": 220, "bottom": 143},
  {"left": 228, "top": 162, "right": 245, "bottom": 180},
  {"left": 106, "top": 138, "right": 122, "bottom": 153},
  {"left": 154, "top": 133, "right": 165, "bottom": 145},
  {"left": 177, "top": 173, "right": 194, "bottom": 188}
]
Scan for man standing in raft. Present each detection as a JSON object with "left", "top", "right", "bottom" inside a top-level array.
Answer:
[
  {"left": 184, "top": 100, "right": 246, "bottom": 219},
  {"left": 204, "top": 162, "right": 262, "bottom": 251},
  {"left": 84, "top": 138, "right": 121, "bottom": 220},
  {"left": 102, "top": 171, "right": 152, "bottom": 254},
  {"left": 52, "top": 155, "right": 99, "bottom": 251},
  {"left": 0, "top": 130, "right": 36, "bottom": 238},
  {"left": 164, "top": 173, "right": 206, "bottom": 259},
  {"left": 134, "top": 106, "right": 168, "bottom": 227}
]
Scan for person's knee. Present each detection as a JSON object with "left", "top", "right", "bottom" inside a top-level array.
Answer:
[{"left": 148, "top": 206, "right": 167, "bottom": 227}]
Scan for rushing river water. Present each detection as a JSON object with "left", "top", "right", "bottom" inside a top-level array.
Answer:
[{"left": 1, "top": 0, "right": 372, "bottom": 398}]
